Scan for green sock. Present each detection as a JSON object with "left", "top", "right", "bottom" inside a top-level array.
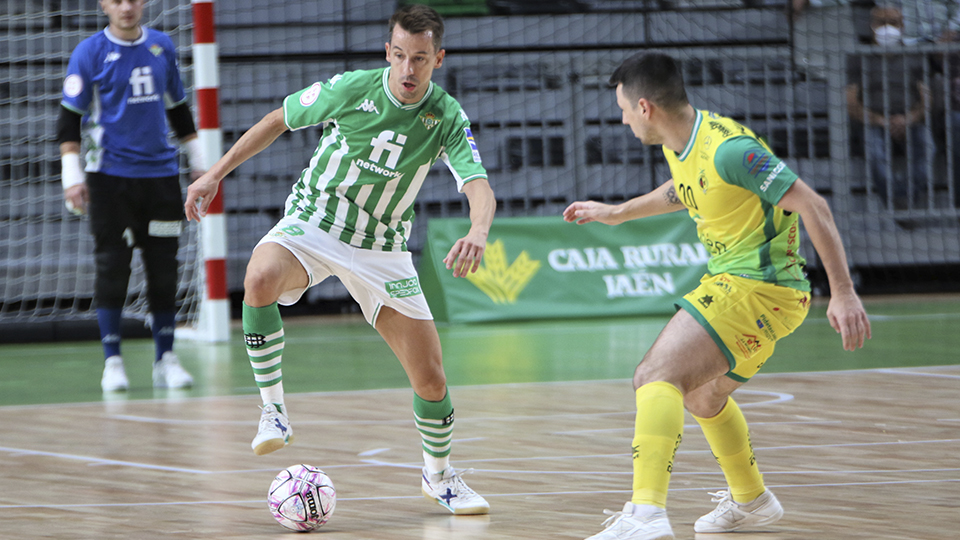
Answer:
[
  {"left": 414, "top": 390, "right": 454, "bottom": 474},
  {"left": 243, "top": 302, "right": 285, "bottom": 411}
]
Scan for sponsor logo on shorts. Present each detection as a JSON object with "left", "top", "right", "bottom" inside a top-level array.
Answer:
[
  {"left": 698, "top": 294, "right": 714, "bottom": 308},
  {"left": 713, "top": 276, "right": 733, "bottom": 295},
  {"left": 797, "top": 294, "right": 809, "bottom": 309},
  {"left": 270, "top": 224, "right": 305, "bottom": 238},
  {"left": 756, "top": 314, "right": 777, "bottom": 340},
  {"left": 385, "top": 277, "right": 422, "bottom": 298},
  {"left": 735, "top": 333, "right": 762, "bottom": 357}
]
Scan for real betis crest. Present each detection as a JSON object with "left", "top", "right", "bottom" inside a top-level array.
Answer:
[
  {"left": 419, "top": 112, "right": 441, "bottom": 130},
  {"left": 150, "top": 44, "right": 163, "bottom": 56}
]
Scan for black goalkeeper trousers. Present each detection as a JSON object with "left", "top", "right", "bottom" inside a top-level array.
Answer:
[{"left": 86, "top": 172, "right": 184, "bottom": 312}]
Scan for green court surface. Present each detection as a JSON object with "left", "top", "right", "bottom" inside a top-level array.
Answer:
[{"left": 1, "top": 295, "right": 958, "bottom": 407}]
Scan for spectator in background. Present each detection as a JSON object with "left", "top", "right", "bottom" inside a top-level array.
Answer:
[
  {"left": 846, "top": 5, "right": 933, "bottom": 209},
  {"left": 937, "top": 28, "right": 960, "bottom": 206},
  {"left": 900, "top": 0, "right": 960, "bottom": 43}
]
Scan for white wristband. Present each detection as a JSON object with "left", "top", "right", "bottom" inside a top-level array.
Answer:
[
  {"left": 61, "top": 152, "right": 85, "bottom": 190},
  {"left": 185, "top": 137, "right": 205, "bottom": 172}
]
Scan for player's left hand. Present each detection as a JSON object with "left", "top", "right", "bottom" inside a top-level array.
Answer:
[
  {"left": 826, "top": 289, "right": 871, "bottom": 351},
  {"left": 444, "top": 230, "right": 486, "bottom": 278}
]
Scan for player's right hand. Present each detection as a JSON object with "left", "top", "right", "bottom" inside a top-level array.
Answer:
[
  {"left": 64, "top": 183, "right": 88, "bottom": 215},
  {"left": 562, "top": 200, "right": 619, "bottom": 225},
  {"left": 826, "top": 289, "right": 871, "bottom": 351},
  {"left": 184, "top": 172, "right": 221, "bottom": 222}
]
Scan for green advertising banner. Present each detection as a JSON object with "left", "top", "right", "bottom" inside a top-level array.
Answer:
[{"left": 419, "top": 214, "right": 710, "bottom": 323}]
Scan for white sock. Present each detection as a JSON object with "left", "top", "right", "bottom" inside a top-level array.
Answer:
[
  {"left": 261, "top": 383, "right": 285, "bottom": 413},
  {"left": 423, "top": 450, "right": 449, "bottom": 476}
]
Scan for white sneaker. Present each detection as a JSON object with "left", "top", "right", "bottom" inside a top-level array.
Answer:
[
  {"left": 585, "top": 502, "right": 674, "bottom": 540},
  {"left": 101, "top": 356, "right": 129, "bottom": 392},
  {"left": 694, "top": 490, "right": 783, "bottom": 533},
  {"left": 153, "top": 351, "right": 194, "bottom": 389},
  {"left": 251, "top": 404, "right": 292, "bottom": 455},
  {"left": 421, "top": 467, "right": 490, "bottom": 515}
]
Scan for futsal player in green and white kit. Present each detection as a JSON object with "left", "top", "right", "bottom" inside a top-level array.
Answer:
[{"left": 185, "top": 5, "right": 494, "bottom": 515}]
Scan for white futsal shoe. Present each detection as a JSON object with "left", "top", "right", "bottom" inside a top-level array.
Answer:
[
  {"left": 694, "top": 489, "right": 784, "bottom": 533},
  {"left": 252, "top": 404, "right": 293, "bottom": 455},
  {"left": 585, "top": 502, "right": 674, "bottom": 540},
  {"left": 153, "top": 351, "right": 194, "bottom": 389},
  {"left": 101, "top": 356, "right": 129, "bottom": 392},
  {"left": 422, "top": 467, "right": 490, "bottom": 515}
]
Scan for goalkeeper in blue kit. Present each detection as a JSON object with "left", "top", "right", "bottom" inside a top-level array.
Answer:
[
  {"left": 185, "top": 4, "right": 495, "bottom": 515},
  {"left": 59, "top": 0, "right": 203, "bottom": 392}
]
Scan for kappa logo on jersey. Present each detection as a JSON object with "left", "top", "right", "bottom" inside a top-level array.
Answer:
[
  {"left": 464, "top": 128, "right": 481, "bottom": 163},
  {"left": 63, "top": 74, "right": 83, "bottom": 98},
  {"left": 419, "top": 112, "right": 441, "bottom": 130},
  {"left": 459, "top": 109, "right": 470, "bottom": 122},
  {"left": 356, "top": 99, "right": 380, "bottom": 114},
  {"left": 127, "top": 66, "right": 159, "bottom": 104},
  {"left": 743, "top": 150, "right": 772, "bottom": 178},
  {"left": 299, "top": 82, "right": 322, "bottom": 107},
  {"left": 105, "top": 51, "right": 121, "bottom": 63}
]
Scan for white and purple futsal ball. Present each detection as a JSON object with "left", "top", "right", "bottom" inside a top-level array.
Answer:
[{"left": 267, "top": 464, "right": 336, "bottom": 532}]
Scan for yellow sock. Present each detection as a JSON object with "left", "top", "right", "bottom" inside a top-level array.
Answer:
[
  {"left": 693, "top": 397, "right": 765, "bottom": 503},
  {"left": 630, "top": 381, "right": 684, "bottom": 508}
]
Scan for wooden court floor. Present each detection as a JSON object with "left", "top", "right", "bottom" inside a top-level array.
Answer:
[{"left": 2, "top": 367, "right": 958, "bottom": 539}]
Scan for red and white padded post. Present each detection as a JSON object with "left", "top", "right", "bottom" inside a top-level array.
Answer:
[{"left": 191, "top": 0, "right": 230, "bottom": 342}]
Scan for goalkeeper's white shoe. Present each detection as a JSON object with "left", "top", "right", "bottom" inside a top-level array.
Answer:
[
  {"left": 422, "top": 467, "right": 490, "bottom": 515},
  {"left": 694, "top": 489, "right": 784, "bottom": 533},
  {"left": 153, "top": 352, "right": 194, "bottom": 389},
  {"left": 101, "top": 356, "right": 129, "bottom": 392}
]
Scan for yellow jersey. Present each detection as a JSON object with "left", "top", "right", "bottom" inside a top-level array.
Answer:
[{"left": 663, "top": 110, "right": 809, "bottom": 291}]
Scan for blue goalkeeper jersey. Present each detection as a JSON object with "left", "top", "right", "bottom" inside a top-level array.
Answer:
[{"left": 61, "top": 26, "right": 187, "bottom": 178}]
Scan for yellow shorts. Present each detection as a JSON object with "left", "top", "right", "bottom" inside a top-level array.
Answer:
[{"left": 676, "top": 273, "right": 811, "bottom": 382}]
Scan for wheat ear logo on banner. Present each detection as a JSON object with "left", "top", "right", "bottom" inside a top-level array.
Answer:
[{"left": 466, "top": 239, "right": 541, "bottom": 304}]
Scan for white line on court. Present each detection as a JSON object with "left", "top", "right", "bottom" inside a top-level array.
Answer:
[
  {"left": 2, "top": 477, "right": 958, "bottom": 510},
  {"left": 876, "top": 368, "right": 960, "bottom": 379},
  {"left": 559, "top": 420, "right": 840, "bottom": 435}
]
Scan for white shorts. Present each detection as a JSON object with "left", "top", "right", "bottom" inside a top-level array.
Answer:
[{"left": 255, "top": 216, "right": 433, "bottom": 326}]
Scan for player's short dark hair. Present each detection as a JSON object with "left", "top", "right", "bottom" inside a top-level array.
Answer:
[
  {"left": 389, "top": 4, "right": 445, "bottom": 53},
  {"left": 608, "top": 52, "right": 688, "bottom": 112}
]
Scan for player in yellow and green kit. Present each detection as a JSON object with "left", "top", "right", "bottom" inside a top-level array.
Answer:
[{"left": 564, "top": 52, "right": 871, "bottom": 540}]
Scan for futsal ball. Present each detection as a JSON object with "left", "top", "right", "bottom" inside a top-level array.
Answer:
[{"left": 267, "top": 464, "right": 336, "bottom": 532}]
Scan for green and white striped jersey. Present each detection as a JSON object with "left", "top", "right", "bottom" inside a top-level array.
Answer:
[{"left": 281, "top": 67, "right": 487, "bottom": 252}]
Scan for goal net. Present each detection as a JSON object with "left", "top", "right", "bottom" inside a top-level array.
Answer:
[{"left": 0, "top": 0, "right": 202, "bottom": 337}]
